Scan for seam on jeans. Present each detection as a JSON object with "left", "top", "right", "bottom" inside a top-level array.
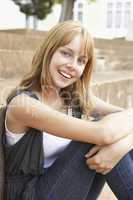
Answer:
[
  {"left": 116, "top": 163, "right": 133, "bottom": 194},
  {"left": 47, "top": 143, "right": 94, "bottom": 199}
]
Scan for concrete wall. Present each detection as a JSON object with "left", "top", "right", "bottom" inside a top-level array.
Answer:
[
  {"left": 0, "top": 30, "right": 133, "bottom": 78},
  {"left": 95, "top": 38, "right": 133, "bottom": 70},
  {"left": 0, "top": 77, "right": 132, "bottom": 110},
  {"left": 0, "top": 50, "right": 34, "bottom": 78},
  {"left": 0, "top": 32, "right": 43, "bottom": 51},
  {"left": 92, "top": 78, "right": 133, "bottom": 108}
]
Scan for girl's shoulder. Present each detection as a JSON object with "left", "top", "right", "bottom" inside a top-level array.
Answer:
[
  {"left": 5, "top": 89, "right": 40, "bottom": 135},
  {"left": 6, "top": 89, "right": 39, "bottom": 104}
]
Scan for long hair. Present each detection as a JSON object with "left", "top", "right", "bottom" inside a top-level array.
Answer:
[{"left": 8, "top": 21, "right": 96, "bottom": 116}]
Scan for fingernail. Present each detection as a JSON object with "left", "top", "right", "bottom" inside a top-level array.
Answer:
[{"left": 85, "top": 154, "right": 89, "bottom": 158}]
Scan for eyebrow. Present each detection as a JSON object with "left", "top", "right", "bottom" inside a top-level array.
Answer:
[{"left": 61, "top": 47, "right": 88, "bottom": 58}]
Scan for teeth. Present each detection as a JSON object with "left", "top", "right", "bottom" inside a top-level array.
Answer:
[{"left": 59, "top": 71, "right": 71, "bottom": 79}]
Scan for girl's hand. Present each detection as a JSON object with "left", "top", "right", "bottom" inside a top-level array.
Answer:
[
  {"left": 100, "top": 109, "right": 133, "bottom": 143},
  {"left": 85, "top": 133, "right": 133, "bottom": 175}
]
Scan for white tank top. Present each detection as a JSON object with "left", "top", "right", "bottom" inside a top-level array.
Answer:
[{"left": 5, "top": 109, "right": 71, "bottom": 168}]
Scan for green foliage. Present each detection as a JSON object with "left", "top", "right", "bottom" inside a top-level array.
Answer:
[
  {"left": 54, "top": 0, "right": 96, "bottom": 4},
  {"left": 11, "top": 0, "right": 54, "bottom": 20},
  {"left": 54, "top": 0, "right": 63, "bottom": 4}
]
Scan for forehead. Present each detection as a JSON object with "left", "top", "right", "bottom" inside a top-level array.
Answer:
[{"left": 61, "top": 35, "right": 86, "bottom": 55}]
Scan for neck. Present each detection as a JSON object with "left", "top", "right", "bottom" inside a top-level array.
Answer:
[
  {"left": 33, "top": 86, "right": 68, "bottom": 113},
  {"left": 42, "top": 86, "right": 60, "bottom": 101},
  {"left": 41, "top": 87, "right": 64, "bottom": 110}
]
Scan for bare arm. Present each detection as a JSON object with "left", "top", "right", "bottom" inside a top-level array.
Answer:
[
  {"left": 7, "top": 94, "right": 133, "bottom": 145},
  {"left": 85, "top": 132, "right": 133, "bottom": 174},
  {"left": 90, "top": 94, "right": 124, "bottom": 118},
  {"left": 7, "top": 94, "right": 107, "bottom": 145},
  {"left": 89, "top": 94, "right": 133, "bottom": 142}
]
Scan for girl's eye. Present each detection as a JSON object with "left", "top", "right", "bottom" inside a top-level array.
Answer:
[
  {"left": 61, "top": 51, "right": 71, "bottom": 57},
  {"left": 78, "top": 58, "right": 86, "bottom": 65}
]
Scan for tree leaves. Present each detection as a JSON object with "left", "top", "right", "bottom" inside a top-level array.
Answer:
[{"left": 11, "top": 0, "right": 54, "bottom": 20}]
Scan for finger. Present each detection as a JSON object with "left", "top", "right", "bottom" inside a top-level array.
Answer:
[
  {"left": 95, "top": 168, "right": 106, "bottom": 174},
  {"left": 86, "top": 156, "right": 101, "bottom": 165},
  {"left": 94, "top": 165, "right": 110, "bottom": 173},
  {"left": 87, "top": 164, "right": 98, "bottom": 170},
  {"left": 86, "top": 159, "right": 99, "bottom": 170},
  {"left": 85, "top": 146, "right": 100, "bottom": 158},
  {"left": 101, "top": 169, "right": 111, "bottom": 175},
  {"left": 88, "top": 162, "right": 108, "bottom": 173}
]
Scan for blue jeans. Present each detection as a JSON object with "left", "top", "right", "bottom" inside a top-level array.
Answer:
[
  {"left": 36, "top": 141, "right": 133, "bottom": 200},
  {"left": 106, "top": 153, "right": 133, "bottom": 199}
]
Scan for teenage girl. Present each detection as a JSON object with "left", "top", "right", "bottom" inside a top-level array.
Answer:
[{"left": 5, "top": 20, "right": 133, "bottom": 200}]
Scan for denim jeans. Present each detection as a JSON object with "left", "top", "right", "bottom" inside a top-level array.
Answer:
[
  {"left": 106, "top": 153, "right": 133, "bottom": 199},
  {"left": 36, "top": 141, "right": 133, "bottom": 200}
]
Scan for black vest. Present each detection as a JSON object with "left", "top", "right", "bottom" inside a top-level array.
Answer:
[{"left": 4, "top": 90, "right": 82, "bottom": 200}]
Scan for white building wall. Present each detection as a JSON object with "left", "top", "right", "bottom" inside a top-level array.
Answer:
[
  {"left": 74, "top": 0, "right": 133, "bottom": 39},
  {"left": 126, "top": 2, "right": 133, "bottom": 41},
  {"left": 105, "top": 0, "right": 133, "bottom": 38},
  {"left": 74, "top": 0, "right": 106, "bottom": 37},
  {"left": 73, "top": 0, "right": 89, "bottom": 27},
  {"left": 126, "top": 19, "right": 133, "bottom": 40},
  {"left": 87, "top": 0, "right": 107, "bottom": 38}
]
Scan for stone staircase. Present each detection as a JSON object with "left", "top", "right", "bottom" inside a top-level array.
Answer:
[
  {"left": 95, "top": 38, "right": 133, "bottom": 71},
  {"left": 0, "top": 29, "right": 133, "bottom": 78},
  {"left": 0, "top": 30, "right": 44, "bottom": 78}
]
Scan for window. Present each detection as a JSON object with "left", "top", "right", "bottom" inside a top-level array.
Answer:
[
  {"left": 116, "top": 2, "right": 122, "bottom": 9},
  {"left": 125, "top": 10, "right": 130, "bottom": 28},
  {"left": 124, "top": 1, "right": 131, "bottom": 28},
  {"left": 115, "top": 1, "right": 122, "bottom": 28},
  {"left": 107, "top": 2, "right": 113, "bottom": 9},
  {"left": 78, "top": 11, "right": 83, "bottom": 23},
  {"left": 78, "top": 3, "right": 83, "bottom": 9},
  {"left": 107, "top": 11, "right": 113, "bottom": 28},
  {"left": 125, "top": 1, "right": 131, "bottom": 9},
  {"left": 115, "top": 11, "right": 122, "bottom": 28},
  {"left": 106, "top": 2, "right": 113, "bottom": 28}
]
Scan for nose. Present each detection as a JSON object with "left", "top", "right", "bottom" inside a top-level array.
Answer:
[{"left": 67, "top": 57, "right": 78, "bottom": 70}]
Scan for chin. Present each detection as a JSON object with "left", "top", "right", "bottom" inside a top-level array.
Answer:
[
  {"left": 55, "top": 81, "right": 72, "bottom": 89},
  {"left": 57, "top": 85, "right": 68, "bottom": 89}
]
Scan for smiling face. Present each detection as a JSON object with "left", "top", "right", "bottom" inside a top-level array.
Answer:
[
  {"left": 27, "top": 21, "right": 95, "bottom": 114},
  {"left": 48, "top": 34, "right": 88, "bottom": 91}
]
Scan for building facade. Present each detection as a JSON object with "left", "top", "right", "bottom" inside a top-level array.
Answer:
[{"left": 73, "top": 0, "right": 133, "bottom": 39}]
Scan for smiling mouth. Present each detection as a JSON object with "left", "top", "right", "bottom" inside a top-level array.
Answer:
[{"left": 58, "top": 70, "right": 72, "bottom": 79}]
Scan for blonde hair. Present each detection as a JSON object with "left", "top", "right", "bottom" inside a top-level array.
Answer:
[{"left": 10, "top": 20, "right": 96, "bottom": 116}]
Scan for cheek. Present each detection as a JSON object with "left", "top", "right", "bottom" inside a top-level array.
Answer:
[
  {"left": 77, "top": 66, "right": 85, "bottom": 77},
  {"left": 49, "top": 57, "right": 58, "bottom": 71},
  {"left": 50, "top": 54, "right": 67, "bottom": 70}
]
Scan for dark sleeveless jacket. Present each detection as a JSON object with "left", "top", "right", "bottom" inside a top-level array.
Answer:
[
  {"left": 0, "top": 106, "right": 7, "bottom": 200},
  {"left": 2, "top": 90, "right": 82, "bottom": 200}
]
